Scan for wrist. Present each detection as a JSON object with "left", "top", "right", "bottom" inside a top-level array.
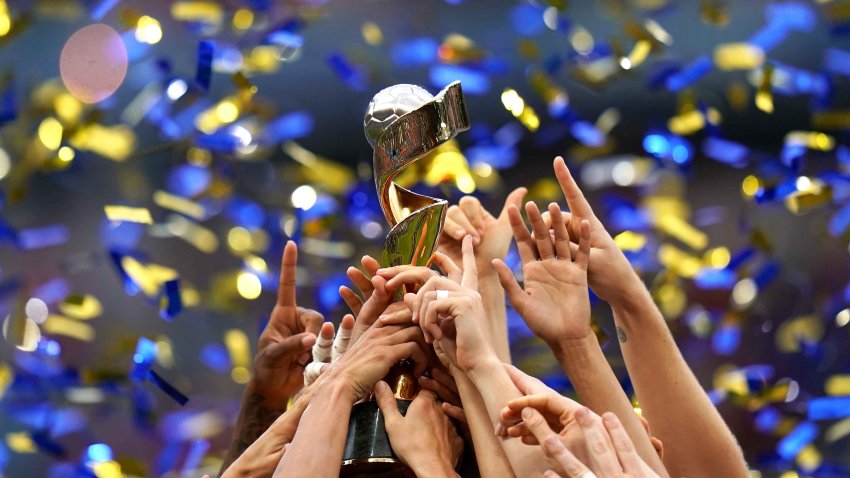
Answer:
[
  {"left": 245, "top": 380, "right": 289, "bottom": 410},
  {"left": 605, "top": 273, "right": 649, "bottom": 311},
  {"left": 408, "top": 458, "right": 456, "bottom": 477},
  {"left": 549, "top": 329, "right": 597, "bottom": 357},
  {"left": 464, "top": 355, "right": 503, "bottom": 382},
  {"left": 318, "top": 370, "right": 358, "bottom": 404}
]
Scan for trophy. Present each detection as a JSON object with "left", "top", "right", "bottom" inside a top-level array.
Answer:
[{"left": 340, "top": 82, "right": 470, "bottom": 476}]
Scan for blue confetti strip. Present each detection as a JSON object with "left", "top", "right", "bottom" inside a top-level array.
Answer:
[
  {"left": 665, "top": 55, "right": 713, "bottom": 92},
  {"left": 429, "top": 65, "right": 490, "bottom": 95},
  {"left": 196, "top": 40, "right": 214, "bottom": 91},
  {"left": 808, "top": 396, "right": 850, "bottom": 420},
  {"left": 777, "top": 421, "right": 818, "bottom": 459}
]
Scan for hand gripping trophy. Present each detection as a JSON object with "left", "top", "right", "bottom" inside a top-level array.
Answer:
[{"left": 340, "top": 82, "right": 469, "bottom": 476}]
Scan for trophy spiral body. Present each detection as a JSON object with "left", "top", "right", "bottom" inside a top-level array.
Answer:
[{"left": 340, "top": 81, "right": 469, "bottom": 476}]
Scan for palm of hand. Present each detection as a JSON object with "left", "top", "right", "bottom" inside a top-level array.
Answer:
[
  {"left": 568, "top": 216, "right": 633, "bottom": 304},
  {"left": 255, "top": 305, "right": 309, "bottom": 400},
  {"left": 448, "top": 297, "right": 494, "bottom": 372},
  {"left": 515, "top": 260, "right": 590, "bottom": 343}
]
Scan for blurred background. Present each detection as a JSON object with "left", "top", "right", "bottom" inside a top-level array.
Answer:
[{"left": 1, "top": 0, "right": 850, "bottom": 476}]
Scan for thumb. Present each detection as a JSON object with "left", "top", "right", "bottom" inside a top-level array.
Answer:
[
  {"left": 499, "top": 187, "right": 528, "bottom": 220},
  {"left": 521, "top": 407, "right": 558, "bottom": 450},
  {"left": 375, "top": 381, "right": 402, "bottom": 427},
  {"left": 491, "top": 259, "right": 525, "bottom": 309},
  {"left": 264, "top": 332, "right": 316, "bottom": 367}
]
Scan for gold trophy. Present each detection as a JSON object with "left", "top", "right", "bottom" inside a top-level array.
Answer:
[{"left": 340, "top": 81, "right": 469, "bottom": 476}]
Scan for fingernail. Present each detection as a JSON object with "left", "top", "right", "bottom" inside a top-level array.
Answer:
[
  {"left": 494, "top": 423, "right": 505, "bottom": 436},
  {"left": 521, "top": 407, "right": 533, "bottom": 420},
  {"left": 455, "top": 229, "right": 464, "bottom": 237},
  {"left": 576, "top": 407, "right": 589, "bottom": 424},
  {"left": 602, "top": 412, "right": 617, "bottom": 424},
  {"left": 376, "top": 268, "right": 386, "bottom": 274}
]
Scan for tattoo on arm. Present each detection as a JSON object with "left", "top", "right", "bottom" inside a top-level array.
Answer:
[
  {"left": 219, "top": 393, "right": 287, "bottom": 476},
  {"left": 616, "top": 326, "right": 627, "bottom": 343}
]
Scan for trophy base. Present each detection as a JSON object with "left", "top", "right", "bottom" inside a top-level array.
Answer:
[{"left": 340, "top": 399, "right": 413, "bottom": 478}]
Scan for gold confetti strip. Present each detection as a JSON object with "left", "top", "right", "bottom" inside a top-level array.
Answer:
[
  {"left": 812, "top": 109, "right": 850, "bottom": 130},
  {"left": 655, "top": 214, "right": 709, "bottom": 250},
  {"left": 784, "top": 131, "right": 835, "bottom": 151},
  {"left": 104, "top": 205, "right": 153, "bottom": 224},
  {"left": 775, "top": 315, "right": 824, "bottom": 353},
  {"left": 361, "top": 21, "right": 383, "bottom": 45},
  {"left": 153, "top": 190, "right": 205, "bottom": 220},
  {"left": 170, "top": 1, "right": 223, "bottom": 25},
  {"left": 795, "top": 445, "right": 822, "bottom": 472},
  {"left": 42, "top": 315, "right": 95, "bottom": 342},
  {"left": 69, "top": 124, "right": 135, "bottom": 161},
  {"left": 225, "top": 329, "right": 252, "bottom": 384},
  {"left": 755, "top": 64, "right": 774, "bottom": 113},
  {"left": 825, "top": 417, "right": 850, "bottom": 443},
  {"left": 6, "top": 432, "right": 36, "bottom": 453},
  {"left": 165, "top": 214, "right": 219, "bottom": 253},
  {"left": 501, "top": 88, "right": 540, "bottom": 132},
  {"left": 0, "top": 363, "right": 13, "bottom": 399},
  {"left": 614, "top": 231, "right": 647, "bottom": 251},
  {"left": 784, "top": 177, "right": 831, "bottom": 215},
  {"left": 658, "top": 244, "right": 702, "bottom": 278},
  {"left": 714, "top": 43, "right": 765, "bottom": 70},
  {"left": 59, "top": 294, "right": 103, "bottom": 320},
  {"left": 282, "top": 141, "right": 356, "bottom": 195},
  {"left": 825, "top": 375, "right": 850, "bottom": 395},
  {"left": 121, "top": 256, "right": 178, "bottom": 297}
]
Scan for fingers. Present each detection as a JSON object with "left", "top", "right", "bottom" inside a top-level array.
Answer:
[
  {"left": 526, "top": 201, "right": 555, "bottom": 260},
  {"left": 520, "top": 407, "right": 559, "bottom": 446},
  {"left": 412, "top": 276, "right": 460, "bottom": 325},
  {"left": 548, "top": 202, "right": 572, "bottom": 260},
  {"left": 553, "top": 157, "right": 596, "bottom": 220},
  {"left": 350, "top": 275, "right": 392, "bottom": 344},
  {"left": 419, "top": 369, "right": 460, "bottom": 406},
  {"left": 303, "top": 361, "right": 328, "bottom": 386},
  {"left": 491, "top": 258, "right": 525, "bottom": 310},
  {"left": 575, "top": 407, "right": 620, "bottom": 477},
  {"left": 441, "top": 402, "right": 467, "bottom": 424},
  {"left": 361, "top": 255, "right": 381, "bottom": 277},
  {"left": 458, "top": 196, "right": 484, "bottom": 236},
  {"left": 542, "top": 434, "right": 596, "bottom": 478},
  {"left": 377, "top": 306, "right": 413, "bottom": 326},
  {"left": 576, "top": 220, "right": 591, "bottom": 271},
  {"left": 460, "top": 235, "right": 478, "bottom": 290},
  {"left": 346, "top": 266, "right": 374, "bottom": 299},
  {"left": 508, "top": 205, "right": 538, "bottom": 263},
  {"left": 432, "top": 252, "right": 462, "bottom": 283},
  {"left": 374, "top": 380, "right": 402, "bottom": 426},
  {"left": 499, "top": 187, "right": 528, "bottom": 220},
  {"left": 602, "top": 412, "right": 645, "bottom": 474},
  {"left": 332, "top": 314, "right": 354, "bottom": 362},
  {"left": 381, "top": 266, "right": 438, "bottom": 292},
  {"left": 442, "top": 215, "right": 467, "bottom": 242},
  {"left": 339, "top": 285, "right": 363, "bottom": 317},
  {"left": 264, "top": 332, "right": 316, "bottom": 368},
  {"left": 278, "top": 241, "right": 298, "bottom": 307},
  {"left": 503, "top": 363, "right": 550, "bottom": 395},
  {"left": 389, "top": 340, "right": 430, "bottom": 377},
  {"left": 312, "top": 322, "right": 334, "bottom": 363},
  {"left": 446, "top": 204, "right": 480, "bottom": 243},
  {"left": 298, "top": 307, "right": 324, "bottom": 336}
]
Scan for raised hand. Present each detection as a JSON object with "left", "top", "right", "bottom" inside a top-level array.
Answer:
[
  {"left": 254, "top": 240, "right": 323, "bottom": 405},
  {"left": 375, "top": 382, "right": 463, "bottom": 477},
  {"left": 522, "top": 407, "right": 661, "bottom": 478},
  {"left": 407, "top": 236, "right": 496, "bottom": 372},
  {"left": 326, "top": 316, "right": 430, "bottom": 402},
  {"left": 339, "top": 255, "right": 381, "bottom": 318},
  {"left": 303, "top": 314, "right": 355, "bottom": 386},
  {"left": 492, "top": 200, "right": 593, "bottom": 348},
  {"left": 220, "top": 240, "right": 322, "bottom": 474},
  {"left": 439, "top": 188, "right": 526, "bottom": 269},
  {"left": 550, "top": 157, "right": 639, "bottom": 306}
]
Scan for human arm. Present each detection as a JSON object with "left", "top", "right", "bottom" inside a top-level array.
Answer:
[
  {"left": 220, "top": 241, "right": 322, "bottom": 475},
  {"left": 491, "top": 200, "right": 666, "bottom": 475},
  {"left": 550, "top": 156, "right": 747, "bottom": 477},
  {"left": 435, "top": 189, "right": 526, "bottom": 362},
  {"left": 272, "top": 317, "right": 431, "bottom": 476},
  {"left": 410, "top": 236, "right": 548, "bottom": 476}
]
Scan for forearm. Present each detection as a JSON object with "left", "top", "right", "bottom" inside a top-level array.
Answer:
[
  {"left": 552, "top": 333, "right": 668, "bottom": 477},
  {"left": 220, "top": 382, "right": 288, "bottom": 475},
  {"left": 478, "top": 271, "right": 511, "bottom": 363},
  {"left": 273, "top": 379, "right": 354, "bottom": 475},
  {"left": 612, "top": 281, "right": 747, "bottom": 477},
  {"left": 466, "top": 359, "right": 547, "bottom": 476},
  {"left": 451, "top": 367, "right": 515, "bottom": 478}
]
